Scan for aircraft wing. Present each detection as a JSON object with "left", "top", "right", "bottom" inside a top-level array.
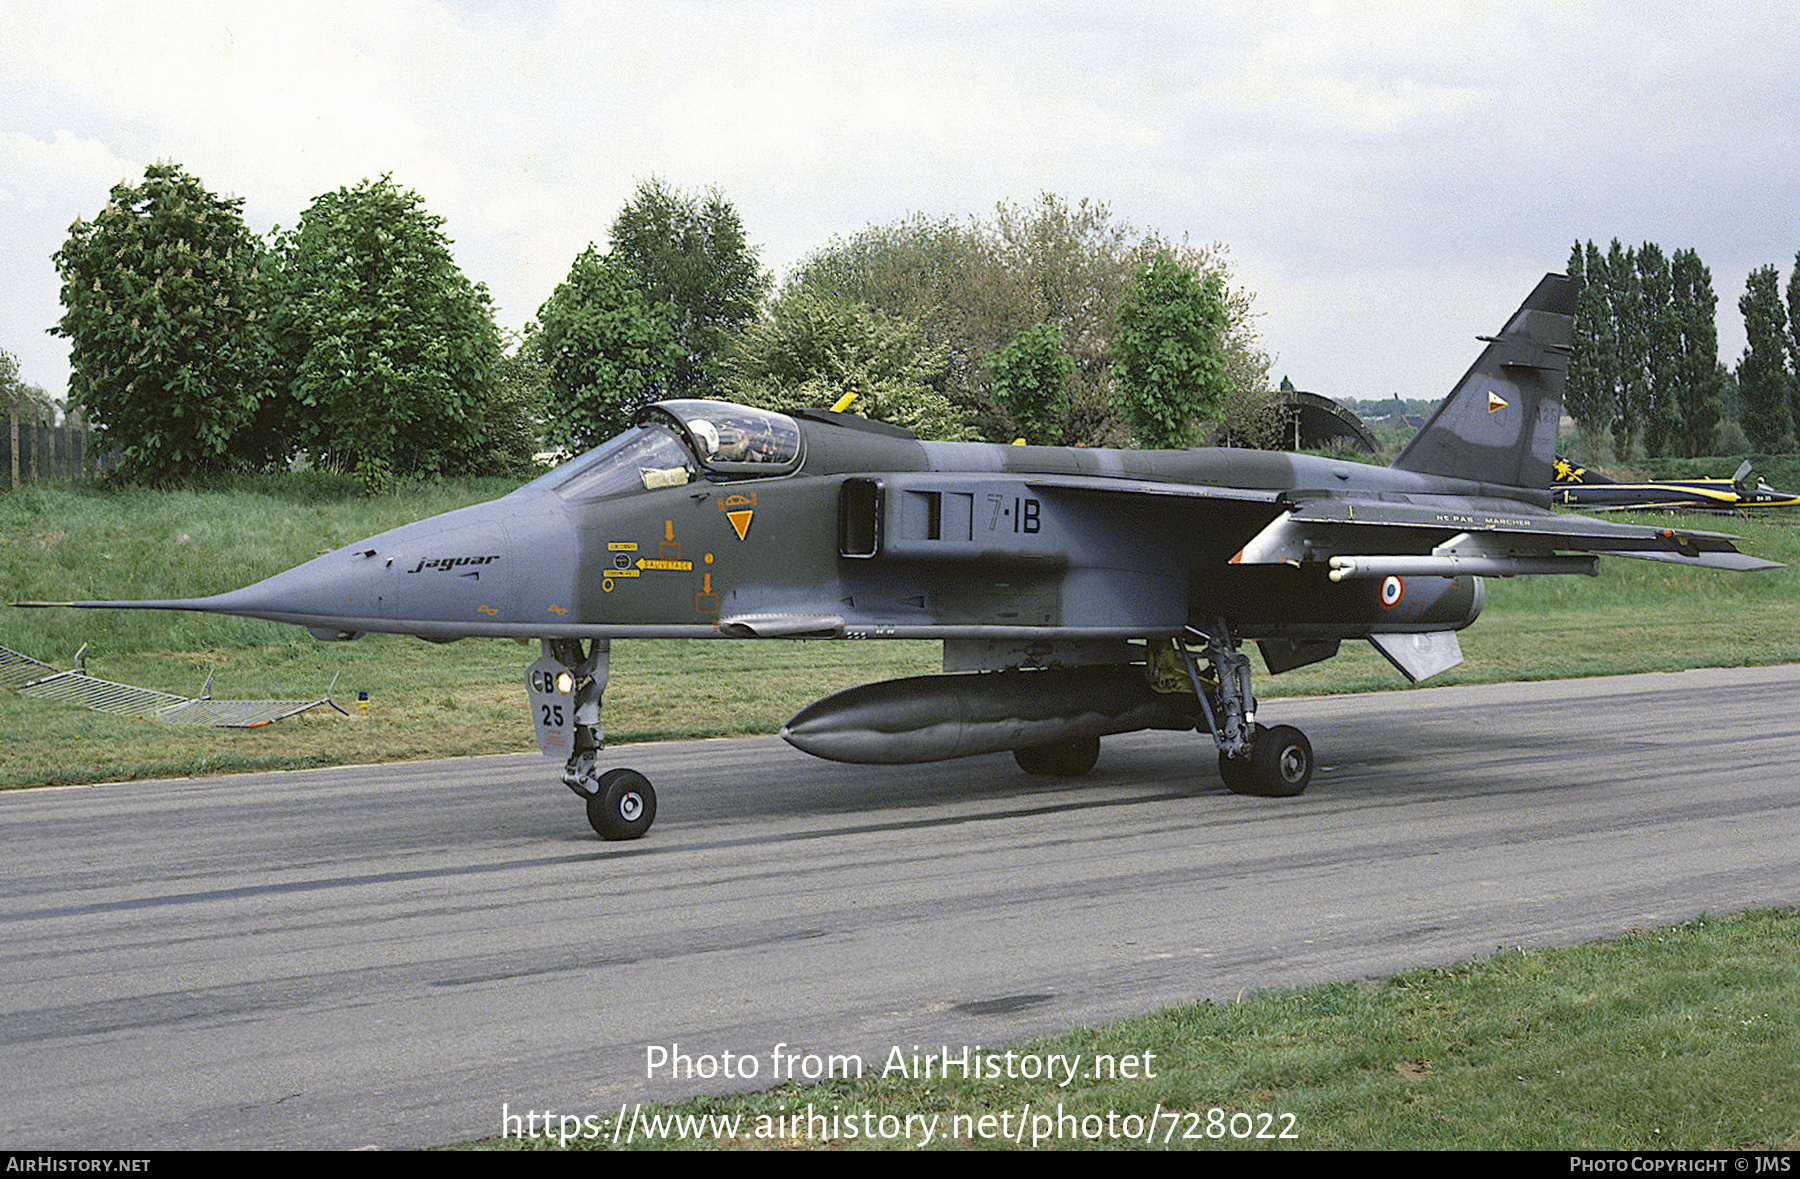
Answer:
[
  {"left": 1232, "top": 495, "right": 1782, "bottom": 577},
  {"left": 1004, "top": 471, "right": 1776, "bottom": 575}
]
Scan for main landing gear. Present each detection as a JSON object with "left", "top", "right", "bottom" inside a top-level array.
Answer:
[
  {"left": 533, "top": 638, "right": 657, "bottom": 840},
  {"left": 1174, "top": 620, "right": 1315, "bottom": 798}
]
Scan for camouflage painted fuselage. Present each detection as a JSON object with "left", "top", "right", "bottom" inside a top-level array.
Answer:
[{"left": 147, "top": 409, "right": 1498, "bottom": 647}]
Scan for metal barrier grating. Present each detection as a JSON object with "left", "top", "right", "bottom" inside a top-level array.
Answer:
[{"left": 1, "top": 645, "right": 345, "bottom": 728}]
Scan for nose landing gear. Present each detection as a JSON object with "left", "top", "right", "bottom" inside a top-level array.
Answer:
[{"left": 530, "top": 638, "right": 658, "bottom": 840}]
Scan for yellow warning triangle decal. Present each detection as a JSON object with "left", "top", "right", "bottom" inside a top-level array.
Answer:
[
  {"left": 1487, "top": 391, "right": 1509, "bottom": 413},
  {"left": 726, "top": 510, "right": 753, "bottom": 540}
]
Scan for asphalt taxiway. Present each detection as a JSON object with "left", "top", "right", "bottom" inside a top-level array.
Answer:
[{"left": 2, "top": 665, "right": 1797, "bottom": 1149}]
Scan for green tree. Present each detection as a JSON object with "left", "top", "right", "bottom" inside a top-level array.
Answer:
[
  {"left": 1670, "top": 249, "right": 1722, "bottom": 457},
  {"left": 727, "top": 286, "right": 964, "bottom": 440},
  {"left": 1604, "top": 240, "right": 1647, "bottom": 459},
  {"left": 2, "top": 348, "right": 46, "bottom": 417},
  {"left": 1635, "top": 243, "right": 1680, "bottom": 456},
  {"left": 479, "top": 332, "right": 552, "bottom": 475},
  {"left": 1737, "top": 264, "right": 1793, "bottom": 452},
  {"left": 51, "top": 163, "right": 274, "bottom": 481},
  {"left": 271, "top": 176, "right": 502, "bottom": 490},
  {"left": 1565, "top": 243, "right": 1617, "bottom": 461},
  {"left": 786, "top": 213, "right": 1008, "bottom": 434},
  {"left": 789, "top": 195, "right": 1273, "bottom": 447},
  {"left": 534, "top": 244, "right": 685, "bottom": 449},
  {"left": 985, "top": 323, "right": 1072, "bottom": 444},
  {"left": 1113, "top": 253, "right": 1231, "bottom": 448},
  {"left": 607, "top": 179, "right": 771, "bottom": 398},
  {"left": 1786, "top": 253, "right": 1800, "bottom": 432}
]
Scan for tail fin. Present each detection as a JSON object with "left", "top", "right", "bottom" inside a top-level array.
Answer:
[
  {"left": 1392, "top": 273, "right": 1576, "bottom": 490},
  {"left": 1553, "top": 455, "right": 1615, "bottom": 485}
]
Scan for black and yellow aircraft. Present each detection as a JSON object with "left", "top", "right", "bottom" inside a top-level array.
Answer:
[
  {"left": 1554, "top": 456, "right": 1800, "bottom": 512},
  {"left": 19, "top": 275, "right": 1781, "bottom": 840}
]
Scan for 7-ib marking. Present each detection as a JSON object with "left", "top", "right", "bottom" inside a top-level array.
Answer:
[{"left": 987, "top": 495, "right": 1040, "bottom": 534}]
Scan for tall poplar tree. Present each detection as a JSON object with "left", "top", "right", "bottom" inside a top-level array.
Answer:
[
  {"left": 1636, "top": 244, "right": 1680, "bottom": 456},
  {"left": 1737, "top": 264, "right": 1793, "bottom": 452},
  {"left": 1670, "top": 249, "right": 1722, "bottom": 457},
  {"left": 1786, "top": 253, "right": 1800, "bottom": 432},
  {"left": 1570, "top": 238, "right": 1732, "bottom": 459},
  {"left": 1565, "top": 243, "right": 1616, "bottom": 460},
  {"left": 1604, "top": 240, "right": 1647, "bottom": 459}
]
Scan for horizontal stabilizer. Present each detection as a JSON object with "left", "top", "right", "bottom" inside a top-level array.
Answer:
[
  {"left": 1610, "top": 548, "right": 1782, "bottom": 572},
  {"left": 1232, "top": 498, "right": 1782, "bottom": 574}
]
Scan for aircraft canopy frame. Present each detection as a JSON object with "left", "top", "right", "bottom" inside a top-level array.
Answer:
[{"left": 640, "top": 400, "right": 804, "bottom": 479}]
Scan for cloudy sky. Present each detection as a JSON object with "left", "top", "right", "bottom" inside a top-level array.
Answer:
[{"left": 4, "top": 0, "right": 1797, "bottom": 415}]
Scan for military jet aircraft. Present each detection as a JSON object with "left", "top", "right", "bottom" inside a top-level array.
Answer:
[
  {"left": 1553, "top": 455, "right": 1800, "bottom": 512},
  {"left": 18, "top": 274, "right": 1779, "bottom": 840}
]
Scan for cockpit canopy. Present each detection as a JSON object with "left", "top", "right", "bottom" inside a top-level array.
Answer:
[
  {"left": 527, "top": 400, "right": 803, "bottom": 504},
  {"left": 643, "top": 400, "right": 803, "bottom": 475}
]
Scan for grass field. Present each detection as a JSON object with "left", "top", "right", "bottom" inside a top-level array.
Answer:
[
  {"left": 463, "top": 909, "right": 1800, "bottom": 1151},
  {"left": 4, "top": 473, "right": 1799, "bottom": 789}
]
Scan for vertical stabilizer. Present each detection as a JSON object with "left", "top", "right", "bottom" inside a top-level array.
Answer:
[{"left": 1393, "top": 273, "right": 1576, "bottom": 490}]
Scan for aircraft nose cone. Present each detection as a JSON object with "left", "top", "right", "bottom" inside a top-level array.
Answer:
[
  {"left": 195, "top": 538, "right": 408, "bottom": 633},
  {"left": 358, "top": 492, "right": 576, "bottom": 635},
  {"left": 203, "top": 493, "right": 574, "bottom": 638},
  {"left": 375, "top": 515, "right": 514, "bottom": 628},
  {"left": 26, "top": 489, "right": 579, "bottom": 640}
]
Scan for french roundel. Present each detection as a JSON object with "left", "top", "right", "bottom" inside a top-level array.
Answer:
[{"left": 1379, "top": 576, "right": 1404, "bottom": 609}]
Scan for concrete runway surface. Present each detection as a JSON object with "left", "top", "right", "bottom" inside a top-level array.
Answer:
[{"left": 2, "top": 665, "right": 1797, "bottom": 1149}]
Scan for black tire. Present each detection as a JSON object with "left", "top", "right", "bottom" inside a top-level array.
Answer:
[
  {"left": 587, "top": 768, "right": 657, "bottom": 840},
  {"left": 1248, "top": 724, "right": 1312, "bottom": 797},
  {"left": 1013, "top": 737, "right": 1101, "bottom": 777}
]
